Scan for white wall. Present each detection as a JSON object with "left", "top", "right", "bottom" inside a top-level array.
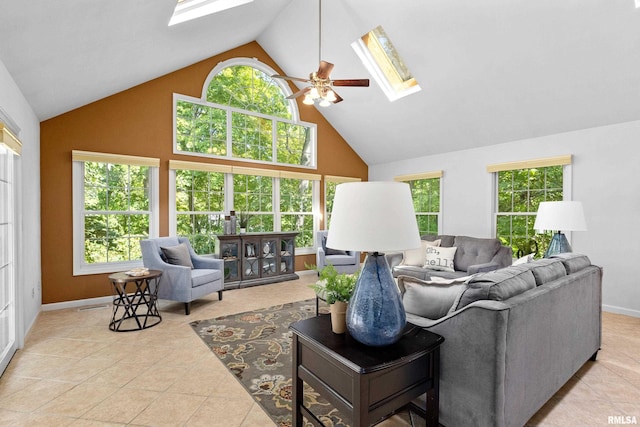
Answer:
[
  {"left": 370, "top": 120, "right": 640, "bottom": 317},
  {"left": 0, "top": 58, "right": 41, "bottom": 342}
]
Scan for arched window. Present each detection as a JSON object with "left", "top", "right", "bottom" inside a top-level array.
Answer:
[{"left": 174, "top": 58, "right": 316, "bottom": 168}]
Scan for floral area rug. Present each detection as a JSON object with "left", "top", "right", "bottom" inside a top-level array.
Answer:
[{"left": 190, "top": 299, "right": 352, "bottom": 427}]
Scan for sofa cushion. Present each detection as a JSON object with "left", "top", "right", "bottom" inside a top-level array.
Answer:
[
  {"left": 161, "top": 243, "right": 194, "bottom": 269},
  {"left": 525, "top": 258, "right": 566, "bottom": 286},
  {"left": 453, "top": 236, "right": 501, "bottom": 273},
  {"left": 398, "top": 275, "right": 468, "bottom": 320},
  {"left": 424, "top": 246, "right": 457, "bottom": 272},
  {"left": 455, "top": 266, "right": 536, "bottom": 309},
  {"left": 401, "top": 239, "right": 441, "bottom": 267},
  {"left": 550, "top": 253, "right": 591, "bottom": 275}
]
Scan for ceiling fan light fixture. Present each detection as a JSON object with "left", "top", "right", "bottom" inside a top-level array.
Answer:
[
  {"left": 310, "top": 87, "right": 320, "bottom": 99},
  {"left": 319, "top": 99, "right": 331, "bottom": 107},
  {"left": 303, "top": 94, "right": 315, "bottom": 105},
  {"left": 325, "top": 89, "right": 337, "bottom": 102}
]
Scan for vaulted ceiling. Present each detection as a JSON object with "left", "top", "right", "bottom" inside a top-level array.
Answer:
[{"left": 1, "top": 0, "right": 639, "bottom": 165}]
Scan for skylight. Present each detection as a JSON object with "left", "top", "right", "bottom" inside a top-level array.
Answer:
[
  {"left": 352, "top": 26, "right": 421, "bottom": 102},
  {"left": 168, "top": 0, "right": 254, "bottom": 26}
]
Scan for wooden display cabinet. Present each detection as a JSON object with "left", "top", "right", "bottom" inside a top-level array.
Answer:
[{"left": 215, "top": 232, "right": 299, "bottom": 289}]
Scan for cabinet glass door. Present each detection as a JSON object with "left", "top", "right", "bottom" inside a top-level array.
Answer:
[
  {"left": 261, "top": 237, "right": 278, "bottom": 277},
  {"left": 242, "top": 238, "right": 261, "bottom": 279},
  {"left": 220, "top": 240, "right": 240, "bottom": 282},
  {"left": 280, "top": 236, "right": 295, "bottom": 274}
]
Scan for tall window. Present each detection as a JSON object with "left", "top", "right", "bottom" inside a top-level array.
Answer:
[
  {"left": 280, "top": 177, "right": 314, "bottom": 248},
  {"left": 175, "top": 168, "right": 225, "bottom": 254},
  {"left": 233, "top": 173, "right": 274, "bottom": 232},
  {"left": 394, "top": 172, "right": 442, "bottom": 236},
  {"left": 73, "top": 151, "right": 159, "bottom": 275},
  {"left": 324, "top": 176, "right": 362, "bottom": 229},
  {"left": 489, "top": 156, "right": 571, "bottom": 257},
  {"left": 0, "top": 142, "right": 16, "bottom": 374},
  {"left": 174, "top": 59, "right": 317, "bottom": 168}
]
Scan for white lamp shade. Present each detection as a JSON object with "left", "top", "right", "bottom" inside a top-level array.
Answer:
[
  {"left": 326, "top": 181, "right": 421, "bottom": 252},
  {"left": 534, "top": 201, "right": 587, "bottom": 232}
]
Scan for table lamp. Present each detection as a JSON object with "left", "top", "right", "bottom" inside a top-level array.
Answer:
[
  {"left": 534, "top": 201, "right": 587, "bottom": 258},
  {"left": 326, "top": 181, "right": 421, "bottom": 346}
]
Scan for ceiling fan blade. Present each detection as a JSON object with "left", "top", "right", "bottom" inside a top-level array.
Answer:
[
  {"left": 271, "top": 74, "right": 310, "bottom": 84},
  {"left": 332, "top": 79, "right": 370, "bottom": 87},
  {"left": 332, "top": 91, "right": 344, "bottom": 104},
  {"left": 317, "top": 60, "right": 334, "bottom": 79},
  {"left": 286, "top": 87, "right": 311, "bottom": 100}
]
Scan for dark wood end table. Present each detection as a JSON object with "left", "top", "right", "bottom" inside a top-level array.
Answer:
[
  {"left": 108, "top": 270, "right": 162, "bottom": 332},
  {"left": 290, "top": 315, "right": 444, "bottom": 427}
]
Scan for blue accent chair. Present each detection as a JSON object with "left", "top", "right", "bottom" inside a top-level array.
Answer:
[
  {"left": 140, "top": 237, "right": 223, "bottom": 315},
  {"left": 316, "top": 230, "right": 360, "bottom": 274}
]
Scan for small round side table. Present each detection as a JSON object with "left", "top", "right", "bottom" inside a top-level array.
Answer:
[{"left": 108, "top": 270, "right": 162, "bottom": 332}]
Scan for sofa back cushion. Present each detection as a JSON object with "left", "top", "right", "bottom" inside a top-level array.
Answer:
[
  {"left": 452, "top": 236, "right": 501, "bottom": 272},
  {"left": 525, "top": 258, "right": 566, "bottom": 286},
  {"left": 455, "top": 265, "right": 536, "bottom": 309},
  {"left": 550, "top": 253, "right": 592, "bottom": 275},
  {"left": 421, "top": 234, "right": 455, "bottom": 247}
]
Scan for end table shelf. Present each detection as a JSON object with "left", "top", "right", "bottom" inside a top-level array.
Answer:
[
  {"left": 108, "top": 270, "right": 162, "bottom": 332},
  {"left": 290, "top": 315, "right": 444, "bottom": 427}
]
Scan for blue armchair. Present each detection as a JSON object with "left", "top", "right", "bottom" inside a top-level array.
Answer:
[
  {"left": 140, "top": 237, "right": 223, "bottom": 315},
  {"left": 316, "top": 230, "right": 360, "bottom": 274}
]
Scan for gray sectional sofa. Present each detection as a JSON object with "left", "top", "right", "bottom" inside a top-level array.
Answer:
[
  {"left": 389, "top": 234, "right": 513, "bottom": 280},
  {"left": 398, "top": 253, "right": 602, "bottom": 427}
]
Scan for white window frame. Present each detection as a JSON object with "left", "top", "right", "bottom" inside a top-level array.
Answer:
[
  {"left": 489, "top": 155, "right": 573, "bottom": 246},
  {"left": 394, "top": 171, "right": 443, "bottom": 235},
  {"left": 72, "top": 151, "right": 160, "bottom": 276}
]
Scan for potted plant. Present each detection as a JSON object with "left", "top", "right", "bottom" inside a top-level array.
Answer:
[
  {"left": 309, "top": 264, "right": 358, "bottom": 334},
  {"left": 237, "top": 211, "right": 252, "bottom": 234}
]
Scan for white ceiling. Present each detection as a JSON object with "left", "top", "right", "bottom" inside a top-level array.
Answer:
[{"left": 1, "top": 0, "right": 639, "bottom": 165}]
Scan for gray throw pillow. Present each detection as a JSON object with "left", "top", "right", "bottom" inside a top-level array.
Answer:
[
  {"left": 398, "top": 275, "right": 467, "bottom": 320},
  {"left": 322, "top": 235, "right": 347, "bottom": 256},
  {"left": 160, "top": 243, "right": 194, "bottom": 269}
]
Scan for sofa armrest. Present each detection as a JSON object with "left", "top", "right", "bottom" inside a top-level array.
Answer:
[
  {"left": 467, "top": 261, "right": 501, "bottom": 274},
  {"left": 191, "top": 255, "right": 223, "bottom": 270}
]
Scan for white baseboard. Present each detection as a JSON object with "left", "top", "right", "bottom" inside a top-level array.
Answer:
[
  {"left": 42, "top": 272, "right": 317, "bottom": 312},
  {"left": 42, "top": 296, "right": 113, "bottom": 312},
  {"left": 602, "top": 304, "right": 640, "bottom": 318}
]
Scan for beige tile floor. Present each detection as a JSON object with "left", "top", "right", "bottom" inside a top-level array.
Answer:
[{"left": 0, "top": 274, "right": 639, "bottom": 426}]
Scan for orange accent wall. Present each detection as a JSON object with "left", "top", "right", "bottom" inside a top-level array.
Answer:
[{"left": 40, "top": 41, "right": 367, "bottom": 304}]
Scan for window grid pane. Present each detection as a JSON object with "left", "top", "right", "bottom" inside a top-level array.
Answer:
[{"left": 408, "top": 178, "right": 440, "bottom": 236}]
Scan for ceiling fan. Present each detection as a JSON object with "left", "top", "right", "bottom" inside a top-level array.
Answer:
[{"left": 271, "top": 0, "right": 369, "bottom": 107}]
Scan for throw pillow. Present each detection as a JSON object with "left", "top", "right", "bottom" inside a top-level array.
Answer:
[
  {"left": 424, "top": 246, "right": 457, "bottom": 272},
  {"left": 160, "top": 243, "right": 194, "bottom": 269},
  {"left": 398, "top": 275, "right": 467, "bottom": 319},
  {"left": 322, "top": 235, "right": 347, "bottom": 256},
  {"left": 512, "top": 253, "right": 534, "bottom": 266},
  {"left": 401, "top": 239, "right": 441, "bottom": 266}
]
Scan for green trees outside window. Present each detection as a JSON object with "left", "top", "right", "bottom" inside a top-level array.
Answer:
[
  {"left": 324, "top": 181, "right": 338, "bottom": 229},
  {"left": 281, "top": 178, "right": 314, "bottom": 248},
  {"left": 496, "top": 166, "right": 563, "bottom": 257},
  {"left": 175, "top": 169, "right": 225, "bottom": 254},
  {"left": 83, "top": 162, "right": 150, "bottom": 264},
  {"left": 409, "top": 178, "right": 440, "bottom": 236},
  {"left": 175, "top": 64, "right": 316, "bottom": 168},
  {"left": 233, "top": 174, "right": 274, "bottom": 233}
]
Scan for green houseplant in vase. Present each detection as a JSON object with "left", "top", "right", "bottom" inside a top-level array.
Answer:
[
  {"left": 310, "top": 264, "right": 358, "bottom": 334},
  {"left": 237, "top": 211, "right": 252, "bottom": 234}
]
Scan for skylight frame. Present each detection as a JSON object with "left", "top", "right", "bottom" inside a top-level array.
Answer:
[
  {"left": 169, "top": 0, "right": 254, "bottom": 26},
  {"left": 352, "top": 25, "right": 421, "bottom": 102}
]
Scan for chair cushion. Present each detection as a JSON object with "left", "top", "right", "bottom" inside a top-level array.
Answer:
[
  {"left": 398, "top": 275, "right": 468, "bottom": 320},
  {"left": 191, "top": 269, "right": 222, "bottom": 288},
  {"left": 325, "top": 254, "right": 356, "bottom": 266},
  {"left": 161, "top": 243, "right": 194, "bottom": 269}
]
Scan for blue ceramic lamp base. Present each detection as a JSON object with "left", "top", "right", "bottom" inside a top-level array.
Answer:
[
  {"left": 544, "top": 231, "right": 573, "bottom": 258},
  {"left": 346, "top": 252, "right": 406, "bottom": 346}
]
